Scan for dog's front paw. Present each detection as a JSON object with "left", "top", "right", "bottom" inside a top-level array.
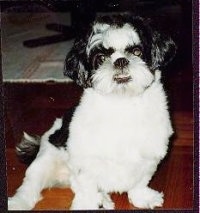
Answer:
[
  {"left": 102, "top": 193, "right": 115, "bottom": 209},
  {"left": 70, "top": 200, "right": 100, "bottom": 210},
  {"left": 8, "top": 197, "right": 33, "bottom": 210},
  {"left": 70, "top": 192, "right": 102, "bottom": 210},
  {"left": 128, "top": 187, "right": 164, "bottom": 209}
]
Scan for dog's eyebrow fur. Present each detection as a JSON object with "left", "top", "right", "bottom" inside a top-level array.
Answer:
[
  {"left": 89, "top": 44, "right": 115, "bottom": 57},
  {"left": 98, "top": 45, "right": 115, "bottom": 56},
  {"left": 89, "top": 45, "right": 115, "bottom": 70}
]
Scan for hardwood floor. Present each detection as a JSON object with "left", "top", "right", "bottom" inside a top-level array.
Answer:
[{"left": 5, "top": 83, "right": 193, "bottom": 210}]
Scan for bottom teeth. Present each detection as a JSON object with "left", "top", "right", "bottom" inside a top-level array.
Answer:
[{"left": 113, "top": 74, "right": 132, "bottom": 83}]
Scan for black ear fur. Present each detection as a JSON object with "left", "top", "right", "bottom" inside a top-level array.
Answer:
[
  {"left": 64, "top": 26, "right": 93, "bottom": 88},
  {"left": 151, "top": 31, "right": 177, "bottom": 70},
  {"left": 126, "top": 15, "right": 176, "bottom": 70},
  {"left": 64, "top": 39, "right": 89, "bottom": 88}
]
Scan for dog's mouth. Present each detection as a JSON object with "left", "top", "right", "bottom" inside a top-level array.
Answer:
[{"left": 113, "top": 74, "right": 132, "bottom": 84}]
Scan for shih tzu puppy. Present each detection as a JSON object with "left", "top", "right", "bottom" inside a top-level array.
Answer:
[{"left": 8, "top": 14, "right": 176, "bottom": 210}]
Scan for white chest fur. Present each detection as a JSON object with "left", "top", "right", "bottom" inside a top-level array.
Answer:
[{"left": 67, "top": 75, "right": 173, "bottom": 192}]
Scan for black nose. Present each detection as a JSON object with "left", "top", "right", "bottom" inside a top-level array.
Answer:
[{"left": 114, "top": 57, "right": 129, "bottom": 69}]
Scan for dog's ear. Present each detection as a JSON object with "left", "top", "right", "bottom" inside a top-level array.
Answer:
[
  {"left": 127, "top": 16, "right": 176, "bottom": 70},
  {"left": 64, "top": 30, "right": 92, "bottom": 88},
  {"left": 151, "top": 31, "right": 177, "bottom": 70}
]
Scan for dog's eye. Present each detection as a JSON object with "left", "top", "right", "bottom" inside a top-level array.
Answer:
[
  {"left": 97, "top": 54, "right": 105, "bottom": 63},
  {"left": 126, "top": 46, "right": 143, "bottom": 57},
  {"left": 132, "top": 48, "right": 142, "bottom": 57},
  {"left": 93, "top": 54, "right": 106, "bottom": 69}
]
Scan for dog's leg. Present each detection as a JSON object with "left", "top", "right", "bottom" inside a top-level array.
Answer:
[
  {"left": 8, "top": 118, "right": 70, "bottom": 210},
  {"left": 8, "top": 147, "right": 60, "bottom": 210},
  {"left": 128, "top": 187, "right": 164, "bottom": 209},
  {"left": 101, "top": 192, "right": 115, "bottom": 209},
  {"left": 128, "top": 174, "right": 164, "bottom": 209},
  {"left": 70, "top": 172, "right": 103, "bottom": 210}
]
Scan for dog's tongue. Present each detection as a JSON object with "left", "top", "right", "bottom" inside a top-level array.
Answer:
[{"left": 113, "top": 74, "right": 132, "bottom": 84}]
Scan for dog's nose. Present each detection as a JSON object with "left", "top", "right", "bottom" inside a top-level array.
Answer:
[{"left": 114, "top": 57, "right": 129, "bottom": 69}]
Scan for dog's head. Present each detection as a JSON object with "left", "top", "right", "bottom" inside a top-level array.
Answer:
[{"left": 64, "top": 14, "right": 176, "bottom": 95}]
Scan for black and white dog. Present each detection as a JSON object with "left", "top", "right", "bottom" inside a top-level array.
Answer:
[{"left": 8, "top": 14, "right": 176, "bottom": 210}]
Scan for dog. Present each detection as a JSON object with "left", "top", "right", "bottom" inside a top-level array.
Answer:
[{"left": 8, "top": 14, "right": 176, "bottom": 210}]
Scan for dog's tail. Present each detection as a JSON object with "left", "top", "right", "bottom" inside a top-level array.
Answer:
[{"left": 16, "top": 132, "right": 41, "bottom": 164}]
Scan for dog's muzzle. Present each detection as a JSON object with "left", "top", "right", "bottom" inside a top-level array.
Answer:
[{"left": 113, "top": 57, "right": 131, "bottom": 84}]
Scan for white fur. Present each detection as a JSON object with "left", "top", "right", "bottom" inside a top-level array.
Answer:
[
  {"left": 111, "top": 51, "right": 127, "bottom": 63},
  {"left": 23, "top": 132, "right": 37, "bottom": 144},
  {"left": 103, "top": 24, "right": 140, "bottom": 50},
  {"left": 87, "top": 23, "right": 140, "bottom": 55},
  {"left": 92, "top": 56, "right": 154, "bottom": 95},
  {"left": 68, "top": 71, "right": 172, "bottom": 210},
  {"left": 86, "top": 23, "right": 110, "bottom": 55}
]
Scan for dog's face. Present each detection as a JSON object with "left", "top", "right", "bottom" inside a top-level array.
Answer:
[{"left": 64, "top": 15, "right": 176, "bottom": 95}]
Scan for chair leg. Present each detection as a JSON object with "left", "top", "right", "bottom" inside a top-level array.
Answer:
[{"left": 23, "top": 32, "right": 74, "bottom": 48}]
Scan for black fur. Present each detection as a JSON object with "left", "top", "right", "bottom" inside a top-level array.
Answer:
[
  {"left": 123, "top": 16, "right": 176, "bottom": 71},
  {"left": 96, "top": 14, "right": 128, "bottom": 28},
  {"left": 49, "top": 106, "right": 77, "bottom": 148},
  {"left": 89, "top": 45, "right": 115, "bottom": 70},
  {"left": 64, "top": 29, "right": 93, "bottom": 88},
  {"left": 16, "top": 134, "right": 40, "bottom": 165},
  {"left": 64, "top": 14, "right": 176, "bottom": 86},
  {"left": 151, "top": 32, "right": 177, "bottom": 69},
  {"left": 17, "top": 107, "right": 76, "bottom": 164}
]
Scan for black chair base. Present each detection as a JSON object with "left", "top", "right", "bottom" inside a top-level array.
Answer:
[{"left": 23, "top": 24, "right": 74, "bottom": 48}]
